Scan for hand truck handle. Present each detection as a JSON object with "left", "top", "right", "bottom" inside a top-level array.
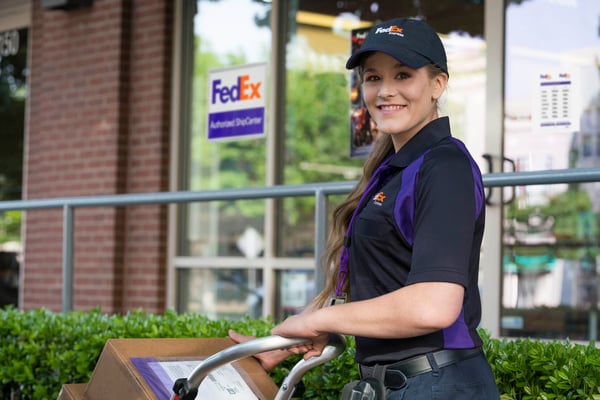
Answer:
[
  {"left": 274, "top": 333, "right": 346, "bottom": 400},
  {"left": 171, "top": 333, "right": 346, "bottom": 400}
]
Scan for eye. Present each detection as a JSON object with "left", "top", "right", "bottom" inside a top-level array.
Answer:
[
  {"left": 396, "top": 71, "right": 411, "bottom": 80},
  {"left": 363, "top": 74, "right": 380, "bottom": 83}
]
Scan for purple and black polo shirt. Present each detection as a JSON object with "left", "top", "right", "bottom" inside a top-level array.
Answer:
[{"left": 348, "top": 116, "right": 486, "bottom": 365}]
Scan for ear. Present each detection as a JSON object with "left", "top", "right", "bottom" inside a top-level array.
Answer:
[{"left": 431, "top": 72, "right": 448, "bottom": 101}]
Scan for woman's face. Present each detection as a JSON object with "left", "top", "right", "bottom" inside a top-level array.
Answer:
[{"left": 361, "top": 52, "right": 447, "bottom": 151}]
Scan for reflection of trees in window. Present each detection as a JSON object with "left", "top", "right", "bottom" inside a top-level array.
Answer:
[
  {"left": 0, "top": 28, "right": 26, "bottom": 201},
  {"left": 284, "top": 69, "right": 364, "bottom": 228}
]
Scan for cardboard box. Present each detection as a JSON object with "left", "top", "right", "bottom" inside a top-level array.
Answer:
[
  {"left": 57, "top": 338, "right": 278, "bottom": 400},
  {"left": 57, "top": 383, "right": 87, "bottom": 400}
]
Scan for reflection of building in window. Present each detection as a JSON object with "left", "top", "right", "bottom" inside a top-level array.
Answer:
[
  {"left": 504, "top": 212, "right": 556, "bottom": 246},
  {"left": 582, "top": 134, "right": 593, "bottom": 157},
  {"left": 182, "top": 268, "right": 263, "bottom": 320},
  {"left": 503, "top": 206, "right": 599, "bottom": 311},
  {"left": 514, "top": 154, "right": 561, "bottom": 205},
  {"left": 280, "top": 270, "right": 315, "bottom": 318},
  {"left": 573, "top": 91, "right": 600, "bottom": 211},
  {"left": 503, "top": 212, "right": 557, "bottom": 308}
]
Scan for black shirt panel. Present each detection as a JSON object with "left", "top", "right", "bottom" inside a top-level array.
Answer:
[{"left": 408, "top": 142, "right": 478, "bottom": 287}]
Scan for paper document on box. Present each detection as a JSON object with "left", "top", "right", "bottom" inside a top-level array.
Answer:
[{"left": 151, "top": 360, "right": 259, "bottom": 400}]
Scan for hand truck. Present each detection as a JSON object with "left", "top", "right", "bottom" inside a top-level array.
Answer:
[{"left": 171, "top": 333, "right": 346, "bottom": 400}]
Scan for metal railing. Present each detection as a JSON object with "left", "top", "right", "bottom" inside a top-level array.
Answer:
[{"left": 2, "top": 167, "right": 600, "bottom": 312}]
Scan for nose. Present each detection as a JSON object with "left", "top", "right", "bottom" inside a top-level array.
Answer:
[{"left": 377, "top": 82, "right": 395, "bottom": 98}]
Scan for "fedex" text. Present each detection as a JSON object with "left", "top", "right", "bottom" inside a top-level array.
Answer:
[{"left": 211, "top": 75, "right": 262, "bottom": 104}]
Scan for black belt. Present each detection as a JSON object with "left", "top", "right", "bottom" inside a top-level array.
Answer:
[{"left": 359, "top": 347, "right": 482, "bottom": 389}]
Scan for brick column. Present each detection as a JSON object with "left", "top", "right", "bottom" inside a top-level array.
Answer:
[{"left": 24, "top": 0, "right": 173, "bottom": 313}]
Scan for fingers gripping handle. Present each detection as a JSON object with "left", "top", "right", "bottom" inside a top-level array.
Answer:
[
  {"left": 274, "top": 333, "right": 346, "bottom": 400},
  {"left": 171, "top": 334, "right": 346, "bottom": 400}
]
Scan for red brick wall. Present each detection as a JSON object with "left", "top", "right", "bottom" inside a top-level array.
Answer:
[{"left": 23, "top": 0, "right": 173, "bottom": 313}]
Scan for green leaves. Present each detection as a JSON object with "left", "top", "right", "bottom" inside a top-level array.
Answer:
[
  {"left": 1, "top": 309, "right": 599, "bottom": 400},
  {"left": 484, "top": 329, "right": 600, "bottom": 399}
]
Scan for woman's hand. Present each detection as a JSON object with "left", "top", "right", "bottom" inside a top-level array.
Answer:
[
  {"left": 271, "top": 312, "right": 330, "bottom": 360},
  {"left": 227, "top": 329, "right": 291, "bottom": 372}
]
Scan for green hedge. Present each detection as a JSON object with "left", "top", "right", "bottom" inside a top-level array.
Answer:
[{"left": 1, "top": 307, "right": 599, "bottom": 400}]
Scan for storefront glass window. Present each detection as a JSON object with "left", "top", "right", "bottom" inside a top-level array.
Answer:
[{"left": 502, "top": 0, "right": 600, "bottom": 340}]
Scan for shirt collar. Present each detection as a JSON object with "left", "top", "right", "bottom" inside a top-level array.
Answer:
[{"left": 388, "top": 116, "right": 451, "bottom": 168}]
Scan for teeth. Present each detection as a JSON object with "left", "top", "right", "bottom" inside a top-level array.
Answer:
[{"left": 379, "top": 105, "right": 402, "bottom": 110}]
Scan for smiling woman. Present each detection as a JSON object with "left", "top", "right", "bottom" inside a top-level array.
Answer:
[{"left": 230, "top": 16, "right": 500, "bottom": 400}]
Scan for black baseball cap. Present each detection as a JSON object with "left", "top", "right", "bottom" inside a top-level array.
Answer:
[{"left": 345, "top": 17, "right": 448, "bottom": 75}]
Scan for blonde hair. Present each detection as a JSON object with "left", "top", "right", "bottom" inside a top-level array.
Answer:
[{"left": 312, "top": 63, "right": 447, "bottom": 309}]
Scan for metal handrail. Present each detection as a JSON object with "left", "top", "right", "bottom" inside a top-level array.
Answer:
[
  {"left": 2, "top": 167, "right": 600, "bottom": 212},
  {"left": 171, "top": 333, "right": 346, "bottom": 400},
  {"left": 2, "top": 167, "right": 600, "bottom": 311}
]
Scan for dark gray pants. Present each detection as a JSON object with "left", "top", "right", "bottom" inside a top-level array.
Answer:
[{"left": 385, "top": 352, "right": 499, "bottom": 400}]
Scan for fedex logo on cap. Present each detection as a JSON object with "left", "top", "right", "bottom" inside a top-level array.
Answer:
[
  {"left": 211, "top": 74, "right": 262, "bottom": 105},
  {"left": 375, "top": 25, "right": 404, "bottom": 37}
]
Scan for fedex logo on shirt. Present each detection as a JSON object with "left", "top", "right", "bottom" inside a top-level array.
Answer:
[{"left": 211, "top": 75, "right": 262, "bottom": 105}]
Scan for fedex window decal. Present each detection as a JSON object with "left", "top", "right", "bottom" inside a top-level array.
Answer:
[{"left": 207, "top": 63, "right": 267, "bottom": 141}]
